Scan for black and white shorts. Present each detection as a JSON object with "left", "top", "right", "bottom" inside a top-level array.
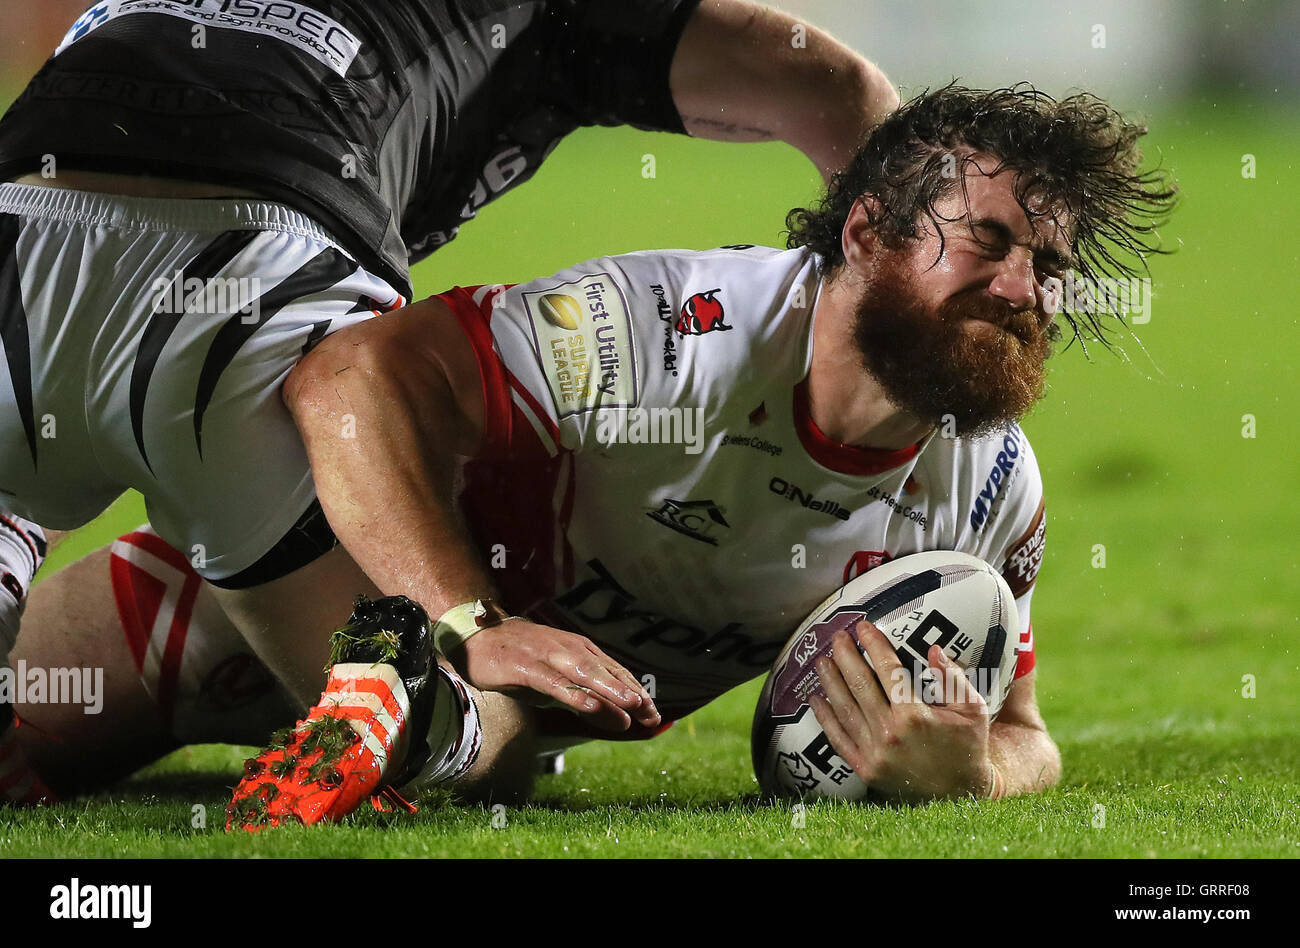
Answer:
[{"left": 0, "top": 182, "right": 402, "bottom": 586}]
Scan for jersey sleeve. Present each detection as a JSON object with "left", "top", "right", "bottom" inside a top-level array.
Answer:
[
  {"left": 538, "top": 0, "right": 703, "bottom": 132},
  {"left": 1003, "top": 495, "right": 1044, "bottom": 679},
  {"left": 973, "top": 427, "right": 1046, "bottom": 680}
]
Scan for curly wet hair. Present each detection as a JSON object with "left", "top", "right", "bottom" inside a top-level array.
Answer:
[{"left": 785, "top": 82, "right": 1179, "bottom": 350}]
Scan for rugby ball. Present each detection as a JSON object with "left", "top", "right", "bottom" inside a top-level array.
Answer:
[{"left": 751, "top": 550, "right": 1020, "bottom": 800}]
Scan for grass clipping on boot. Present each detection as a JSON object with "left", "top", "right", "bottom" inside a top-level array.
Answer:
[
  {"left": 228, "top": 596, "right": 425, "bottom": 830},
  {"left": 325, "top": 595, "right": 405, "bottom": 669}
]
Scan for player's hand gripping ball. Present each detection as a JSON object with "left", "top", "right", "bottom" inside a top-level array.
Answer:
[{"left": 751, "top": 551, "right": 1020, "bottom": 800}]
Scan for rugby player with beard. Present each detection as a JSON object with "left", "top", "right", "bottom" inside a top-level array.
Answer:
[
  {"left": 0, "top": 0, "right": 899, "bottom": 807},
  {"left": 7, "top": 85, "right": 1175, "bottom": 825}
]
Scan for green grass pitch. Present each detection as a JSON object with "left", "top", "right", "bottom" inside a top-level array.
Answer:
[{"left": 2, "top": 100, "right": 1298, "bottom": 858}]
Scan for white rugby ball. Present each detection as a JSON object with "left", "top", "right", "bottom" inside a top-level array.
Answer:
[{"left": 751, "top": 550, "right": 1020, "bottom": 800}]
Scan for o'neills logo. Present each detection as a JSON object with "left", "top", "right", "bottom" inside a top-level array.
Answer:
[{"left": 768, "top": 477, "right": 850, "bottom": 521}]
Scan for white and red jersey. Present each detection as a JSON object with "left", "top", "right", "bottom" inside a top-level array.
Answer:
[{"left": 440, "top": 246, "right": 1047, "bottom": 722}]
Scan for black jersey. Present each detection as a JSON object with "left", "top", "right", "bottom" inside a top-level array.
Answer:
[{"left": 0, "top": 0, "right": 700, "bottom": 296}]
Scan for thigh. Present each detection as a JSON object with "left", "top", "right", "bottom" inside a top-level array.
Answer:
[
  {"left": 1, "top": 184, "right": 402, "bottom": 583},
  {"left": 102, "top": 233, "right": 402, "bottom": 588},
  {"left": 13, "top": 530, "right": 301, "bottom": 797},
  {"left": 0, "top": 201, "right": 126, "bottom": 530},
  {"left": 12, "top": 546, "right": 177, "bottom": 795}
]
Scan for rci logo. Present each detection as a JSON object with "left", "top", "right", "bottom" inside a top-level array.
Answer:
[{"left": 646, "top": 498, "right": 729, "bottom": 545}]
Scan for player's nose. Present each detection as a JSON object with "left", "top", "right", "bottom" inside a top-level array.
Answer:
[{"left": 987, "top": 253, "right": 1037, "bottom": 312}]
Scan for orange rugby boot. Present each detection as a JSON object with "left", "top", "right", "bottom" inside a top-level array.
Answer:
[{"left": 226, "top": 594, "right": 438, "bottom": 832}]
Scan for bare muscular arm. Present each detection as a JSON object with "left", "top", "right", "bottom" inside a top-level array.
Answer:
[
  {"left": 282, "top": 299, "right": 658, "bottom": 732},
  {"left": 670, "top": 0, "right": 900, "bottom": 181}
]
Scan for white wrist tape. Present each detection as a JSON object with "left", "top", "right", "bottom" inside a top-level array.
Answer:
[{"left": 431, "top": 598, "right": 516, "bottom": 656}]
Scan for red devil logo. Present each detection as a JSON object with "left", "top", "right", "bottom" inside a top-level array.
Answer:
[{"left": 676, "top": 289, "right": 731, "bottom": 335}]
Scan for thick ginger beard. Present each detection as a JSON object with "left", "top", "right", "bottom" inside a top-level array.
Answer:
[{"left": 852, "top": 250, "right": 1053, "bottom": 437}]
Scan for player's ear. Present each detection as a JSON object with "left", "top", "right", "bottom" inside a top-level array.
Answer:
[{"left": 840, "top": 194, "right": 884, "bottom": 277}]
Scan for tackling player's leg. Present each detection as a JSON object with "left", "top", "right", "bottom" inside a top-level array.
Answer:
[
  {"left": 7, "top": 546, "right": 179, "bottom": 799},
  {"left": 7, "top": 531, "right": 540, "bottom": 819}
]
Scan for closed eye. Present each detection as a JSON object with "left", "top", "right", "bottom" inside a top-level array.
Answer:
[
  {"left": 969, "top": 217, "right": 1073, "bottom": 277},
  {"left": 1034, "top": 249, "right": 1071, "bottom": 279},
  {"left": 969, "top": 220, "right": 1012, "bottom": 257}
]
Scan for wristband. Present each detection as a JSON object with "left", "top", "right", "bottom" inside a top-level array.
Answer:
[{"left": 432, "top": 598, "right": 516, "bottom": 656}]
